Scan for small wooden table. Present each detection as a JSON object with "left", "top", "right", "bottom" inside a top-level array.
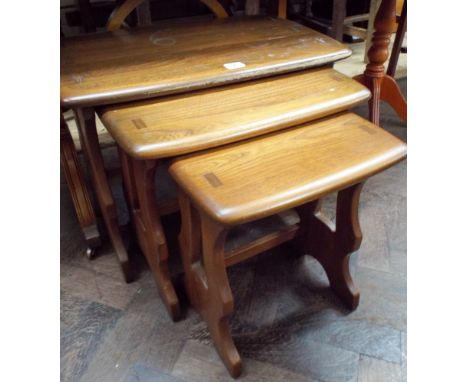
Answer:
[
  {"left": 169, "top": 112, "right": 406, "bottom": 376},
  {"left": 60, "top": 15, "right": 352, "bottom": 317},
  {"left": 97, "top": 67, "right": 369, "bottom": 318}
]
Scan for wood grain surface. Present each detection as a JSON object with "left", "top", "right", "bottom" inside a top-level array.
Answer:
[
  {"left": 169, "top": 112, "right": 406, "bottom": 225},
  {"left": 60, "top": 80, "right": 407, "bottom": 382},
  {"left": 61, "top": 16, "right": 351, "bottom": 107},
  {"left": 60, "top": 113, "right": 101, "bottom": 252},
  {"left": 99, "top": 68, "right": 370, "bottom": 159}
]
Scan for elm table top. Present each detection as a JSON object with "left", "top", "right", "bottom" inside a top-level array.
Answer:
[
  {"left": 99, "top": 68, "right": 370, "bottom": 159},
  {"left": 169, "top": 112, "right": 407, "bottom": 225},
  {"left": 61, "top": 16, "right": 351, "bottom": 107}
]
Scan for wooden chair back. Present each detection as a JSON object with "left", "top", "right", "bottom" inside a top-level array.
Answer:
[{"left": 106, "top": 0, "right": 287, "bottom": 31}]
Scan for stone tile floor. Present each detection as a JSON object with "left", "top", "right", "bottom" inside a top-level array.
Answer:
[{"left": 60, "top": 80, "right": 407, "bottom": 382}]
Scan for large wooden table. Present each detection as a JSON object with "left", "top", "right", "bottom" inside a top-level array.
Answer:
[
  {"left": 61, "top": 16, "right": 351, "bottom": 107},
  {"left": 60, "top": 15, "right": 352, "bottom": 317}
]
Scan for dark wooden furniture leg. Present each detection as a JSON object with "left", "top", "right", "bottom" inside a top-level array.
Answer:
[
  {"left": 178, "top": 183, "right": 364, "bottom": 375},
  {"left": 295, "top": 183, "right": 364, "bottom": 310},
  {"left": 120, "top": 152, "right": 181, "bottom": 321},
  {"left": 387, "top": 0, "right": 406, "bottom": 78},
  {"left": 74, "top": 107, "right": 133, "bottom": 282},
  {"left": 136, "top": 0, "right": 151, "bottom": 26},
  {"left": 354, "top": 0, "right": 407, "bottom": 125},
  {"left": 61, "top": 113, "right": 101, "bottom": 258},
  {"left": 331, "top": 0, "right": 347, "bottom": 41},
  {"left": 76, "top": 0, "right": 96, "bottom": 33},
  {"left": 178, "top": 191, "right": 242, "bottom": 377}
]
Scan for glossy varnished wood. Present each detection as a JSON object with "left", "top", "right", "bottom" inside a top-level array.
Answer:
[
  {"left": 121, "top": 155, "right": 181, "bottom": 319},
  {"left": 99, "top": 68, "right": 370, "bottom": 159},
  {"left": 178, "top": 191, "right": 242, "bottom": 377},
  {"left": 61, "top": 16, "right": 351, "bottom": 107},
  {"left": 74, "top": 108, "right": 134, "bottom": 282},
  {"left": 170, "top": 112, "right": 406, "bottom": 225},
  {"left": 177, "top": 181, "right": 369, "bottom": 377},
  {"left": 174, "top": 110, "right": 406, "bottom": 376},
  {"left": 295, "top": 185, "right": 364, "bottom": 310},
  {"left": 60, "top": 113, "right": 101, "bottom": 256},
  {"left": 61, "top": 83, "right": 408, "bottom": 382}
]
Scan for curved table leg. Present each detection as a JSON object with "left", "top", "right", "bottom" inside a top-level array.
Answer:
[
  {"left": 61, "top": 112, "right": 101, "bottom": 257},
  {"left": 126, "top": 155, "right": 181, "bottom": 321},
  {"left": 74, "top": 107, "right": 134, "bottom": 283},
  {"left": 296, "top": 183, "right": 364, "bottom": 310},
  {"left": 353, "top": 0, "right": 407, "bottom": 125},
  {"left": 178, "top": 191, "right": 242, "bottom": 377},
  {"left": 354, "top": 73, "right": 407, "bottom": 125}
]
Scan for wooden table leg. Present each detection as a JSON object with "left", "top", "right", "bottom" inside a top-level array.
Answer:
[
  {"left": 354, "top": 0, "right": 407, "bottom": 125},
  {"left": 364, "top": 0, "right": 381, "bottom": 63},
  {"left": 331, "top": 0, "right": 347, "bottom": 41},
  {"left": 122, "top": 153, "right": 181, "bottom": 321},
  {"left": 387, "top": 0, "right": 406, "bottom": 78},
  {"left": 296, "top": 183, "right": 365, "bottom": 310},
  {"left": 178, "top": 190, "right": 241, "bottom": 377},
  {"left": 61, "top": 113, "right": 101, "bottom": 258},
  {"left": 76, "top": 0, "right": 96, "bottom": 33},
  {"left": 74, "top": 107, "right": 134, "bottom": 283}
]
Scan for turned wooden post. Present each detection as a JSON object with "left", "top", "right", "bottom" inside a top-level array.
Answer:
[{"left": 354, "top": 0, "right": 407, "bottom": 125}]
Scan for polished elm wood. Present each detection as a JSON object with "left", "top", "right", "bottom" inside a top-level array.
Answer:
[
  {"left": 174, "top": 112, "right": 406, "bottom": 377},
  {"left": 99, "top": 68, "right": 370, "bottom": 159},
  {"left": 61, "top": 84, "right": 408, "bottom": 382},
  {"left": 354, "top": 0, "right": 407, "bottom": 125},
  {"left": 62, "top": 0, "right": 154, "bottom": 263},
  {"left": 60, "top": 16, "right": 351, "bottom": 107},
  {"left": 61, "top": 1, "right": 349, "bottom": 313},
  {"left": 295, "top": 185, "right": 363, "bottom": 310},
  {"left": 109, "top": 67, "right": 368, "bottom": 319},
  {"left": 119, "top": 153, "right": 181, "bottom": 318},
  {"left": 169, "top": 112, "right": 407, "bottom": 226},
  {"left": 178, "top": 195, "right": 242, "bottom": 376},
  {"left": 62, "top": 1, "right": 255, "bottom": 290},
  {"left": 74, "top": 108, "right": 134, "bottom": 283},
  {"left": 61, "top": 113, "right": 101, "bottom": 257}
]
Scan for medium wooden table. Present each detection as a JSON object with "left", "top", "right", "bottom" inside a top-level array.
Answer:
[
  {"left": 98, "top": 66, "right": 368, "bottom": 319},
  {"left": 60, "top": 15, "right": 351, "bottom": 317}
]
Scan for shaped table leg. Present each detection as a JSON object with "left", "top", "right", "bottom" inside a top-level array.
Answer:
[
  {"left": 178, "top": 191, "right": 242, "bottom": 377},
  {"left": 296, "top": 183, "right": 364, "bottom": 310},
  {"left": 61, "top": 113, "right": 101, "bottom": 257},
  {"left": 74, "top": 107, "right": 133, "bottom": 282},
  {"left": 124, "top": 155, "right": 181, "bottom": 321}
]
